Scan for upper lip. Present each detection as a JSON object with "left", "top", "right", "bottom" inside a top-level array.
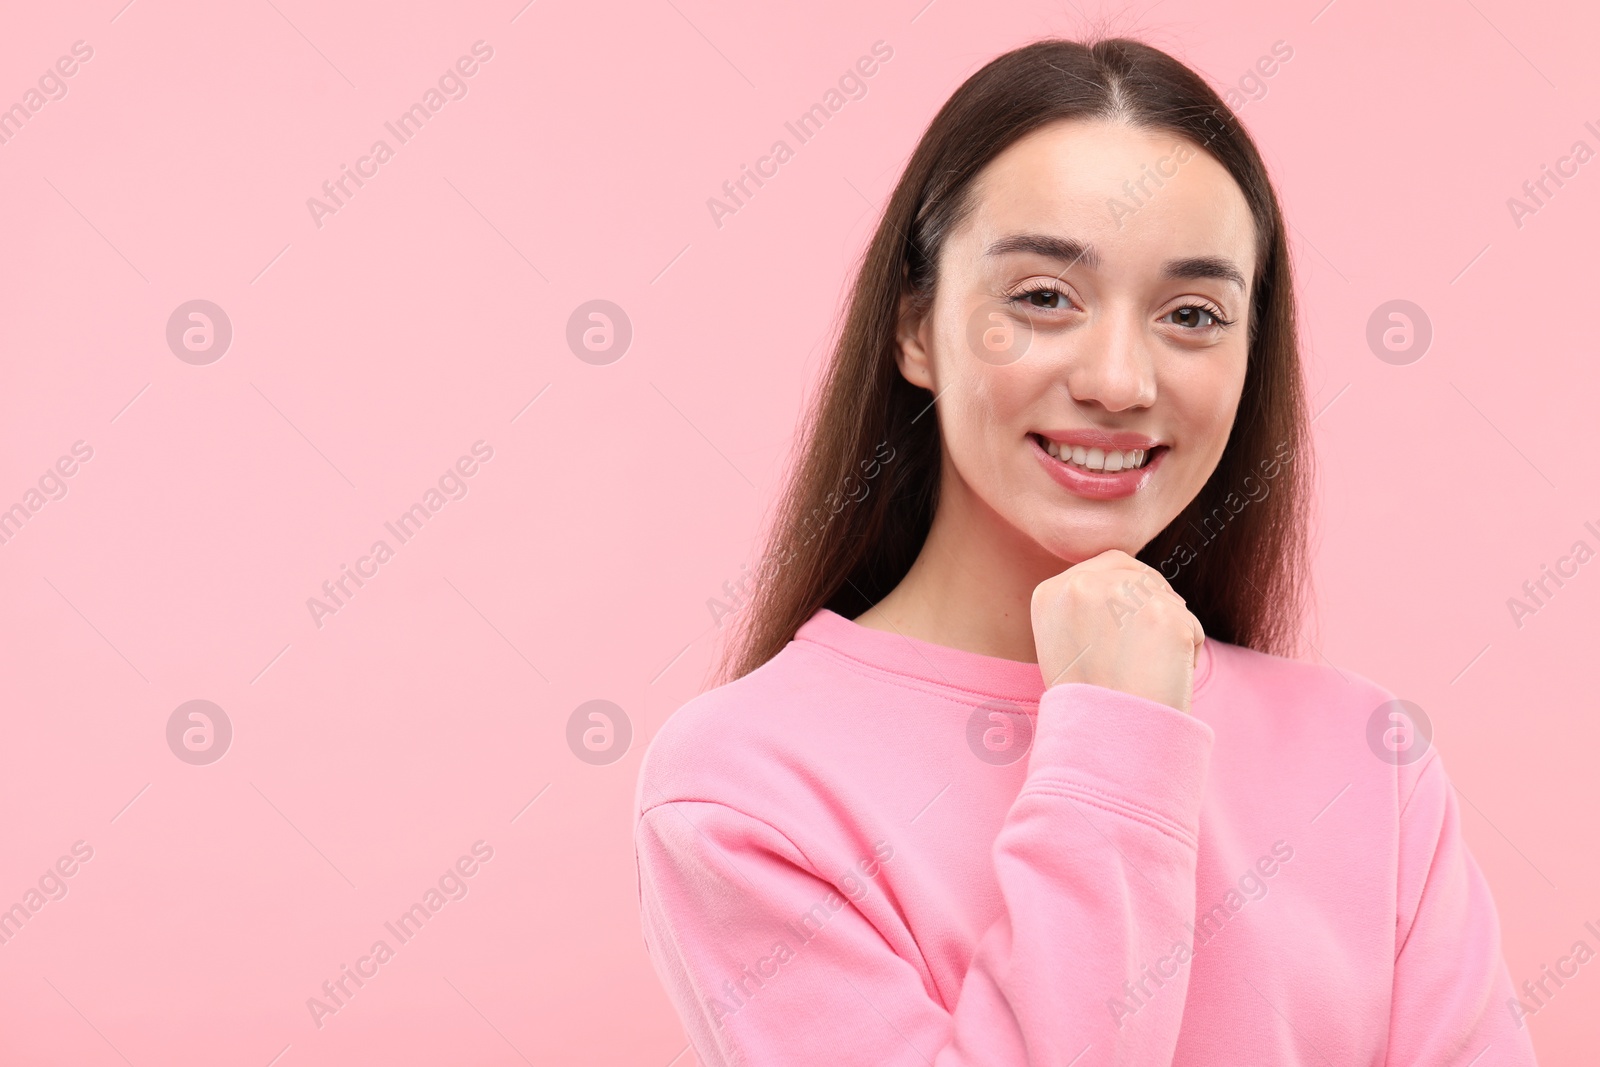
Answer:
[{"left": 1033, "top": 429, "right": 1164, "bottom": 451}]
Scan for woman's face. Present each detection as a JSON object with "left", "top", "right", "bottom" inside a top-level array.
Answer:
[{"left": 896, "top": 117, "right": 1257, "bottom": 566}]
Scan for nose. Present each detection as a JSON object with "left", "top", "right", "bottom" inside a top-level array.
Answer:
[{"left": 1060, "top": 309, "right": 1157, "bottom": 412}]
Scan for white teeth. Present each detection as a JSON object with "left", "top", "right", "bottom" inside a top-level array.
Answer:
[{"left": 1042, "top": 437, "right": 1153, "bottom": 472}]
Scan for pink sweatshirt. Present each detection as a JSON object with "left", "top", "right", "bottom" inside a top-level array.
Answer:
[{"left": 633, "top": 607, "right": 1538, "bottom": 1065}]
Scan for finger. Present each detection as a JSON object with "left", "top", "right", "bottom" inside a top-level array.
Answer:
[
  {"left": 1125, "top": 559, "right": 1177, "bottom": 592},
  {"left": 1142, "top": 567, "right": 1183, "bottom": 602},
  {"left": 1136, "top": 568, "right": 1185, "bottom": 607}
]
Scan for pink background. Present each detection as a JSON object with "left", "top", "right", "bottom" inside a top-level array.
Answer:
[{"left": 1, "top": 0, "right": 1596, "bottom": 1062}]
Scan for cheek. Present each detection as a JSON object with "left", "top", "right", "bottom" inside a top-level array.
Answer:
[
  {"left": 1171, "top": 355, "right": 1247, "bottom": 445},
  {"left": 931, "top": 322, "right": 1020, "bottom": 450},
  {"left": 1211, "top": 363, "right": 1250, "bottom": 444},
  {"left": 947, "top": 370, "right": 1031, "bottom": 460},
  {"left": 937, "top": 396, "right": 991, "bottom": 470},
  {"left": 933, "top": 379, "right": 1036, "bottom": 502}
]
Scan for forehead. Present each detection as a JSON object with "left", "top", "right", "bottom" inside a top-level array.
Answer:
[{"left": 957, "top": 117, "right": 1257, "bottom": 273}]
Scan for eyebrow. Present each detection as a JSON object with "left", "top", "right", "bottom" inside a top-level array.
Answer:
[{"left": 984, "top": 232, "right": 1248, "bottom": 293}]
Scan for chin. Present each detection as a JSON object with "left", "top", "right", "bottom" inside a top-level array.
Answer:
[{"left": 1030, "top": 527, "right": 1143, "bottom": 566}]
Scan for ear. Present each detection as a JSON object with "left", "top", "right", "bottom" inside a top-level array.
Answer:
[{"left": 894, "top": 290, "right": 936, "bottom": 391}]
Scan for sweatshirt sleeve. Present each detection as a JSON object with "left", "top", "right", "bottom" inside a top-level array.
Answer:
[
  {"left": 1384, "top": 750, "right": 1540, "bottom": 1064},
  {"left": 634, "top": 682, "right": 1215, "bottom": 1066}
]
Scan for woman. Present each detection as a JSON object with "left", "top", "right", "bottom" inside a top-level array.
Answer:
[{"left": 634, "top": 36, "right": 1536, "bottom": 1065}]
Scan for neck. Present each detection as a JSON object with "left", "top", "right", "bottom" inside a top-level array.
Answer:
[{"left": 852, "top": 472, "right": 1071, "bottom": 664}]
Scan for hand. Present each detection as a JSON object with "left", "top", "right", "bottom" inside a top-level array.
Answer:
[{"left": 1030, "top": 549, "right": 1206, "bottom": 715}]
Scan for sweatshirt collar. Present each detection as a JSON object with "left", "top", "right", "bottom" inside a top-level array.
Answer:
[{"left": 795, "top": 607, "right": 1214, "bottom": 707}]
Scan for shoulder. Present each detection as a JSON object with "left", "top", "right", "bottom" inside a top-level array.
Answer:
[
  {"left": 1207, "top": 637, "right": 1398, "bottom": 720},
  {"left": 1204, "top": 638, "right": 1437, "bottom": 805},
  {"left": 633, "top": 636, "right": 855, "bottom": 821}
]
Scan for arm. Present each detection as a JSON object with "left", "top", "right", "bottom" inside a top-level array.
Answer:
[
  {"left": 634, "top": 682, "right": 1215, "bottom": 1066},
  {"left": 1385, "top": 751, "right": 1540, "bottom": 1064}
]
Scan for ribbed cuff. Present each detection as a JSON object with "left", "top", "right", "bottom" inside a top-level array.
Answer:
[{"left": 1022, "top": 683, "right": 1215, "bottom": 848}]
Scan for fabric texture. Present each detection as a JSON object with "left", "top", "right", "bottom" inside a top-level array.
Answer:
[{"left": 633, "top": 607, "right": 1538, "bottom": 1065}]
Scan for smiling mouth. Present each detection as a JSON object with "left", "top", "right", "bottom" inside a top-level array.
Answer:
[{"left": 1029, "top": 433, "right": 1167, "bottom": 473}]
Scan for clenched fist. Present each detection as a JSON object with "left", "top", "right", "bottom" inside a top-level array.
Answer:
[{"left": 1030, "top": 549, "right": 1206, "bottom": 715}]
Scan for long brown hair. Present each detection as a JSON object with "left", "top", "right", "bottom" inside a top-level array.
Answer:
[{"left": 711, "top": 35, "right": 1313, "bottom": 686}]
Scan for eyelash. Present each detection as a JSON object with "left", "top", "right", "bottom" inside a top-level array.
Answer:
[{"left": 1007, "top": 283, "right": 1236, "bottom": 329}]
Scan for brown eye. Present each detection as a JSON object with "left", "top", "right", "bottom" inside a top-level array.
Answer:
[
  {"left": 1009, "top": 285, "right": 1070, "bottom": 311},
  {"left": 1165, "top": 303, "right": 1233, "bottom": 330}
]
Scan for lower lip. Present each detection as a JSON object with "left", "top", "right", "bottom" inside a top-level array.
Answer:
[{"left": 1029, "top": 434, "right": 1165, "bottom": 500}]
